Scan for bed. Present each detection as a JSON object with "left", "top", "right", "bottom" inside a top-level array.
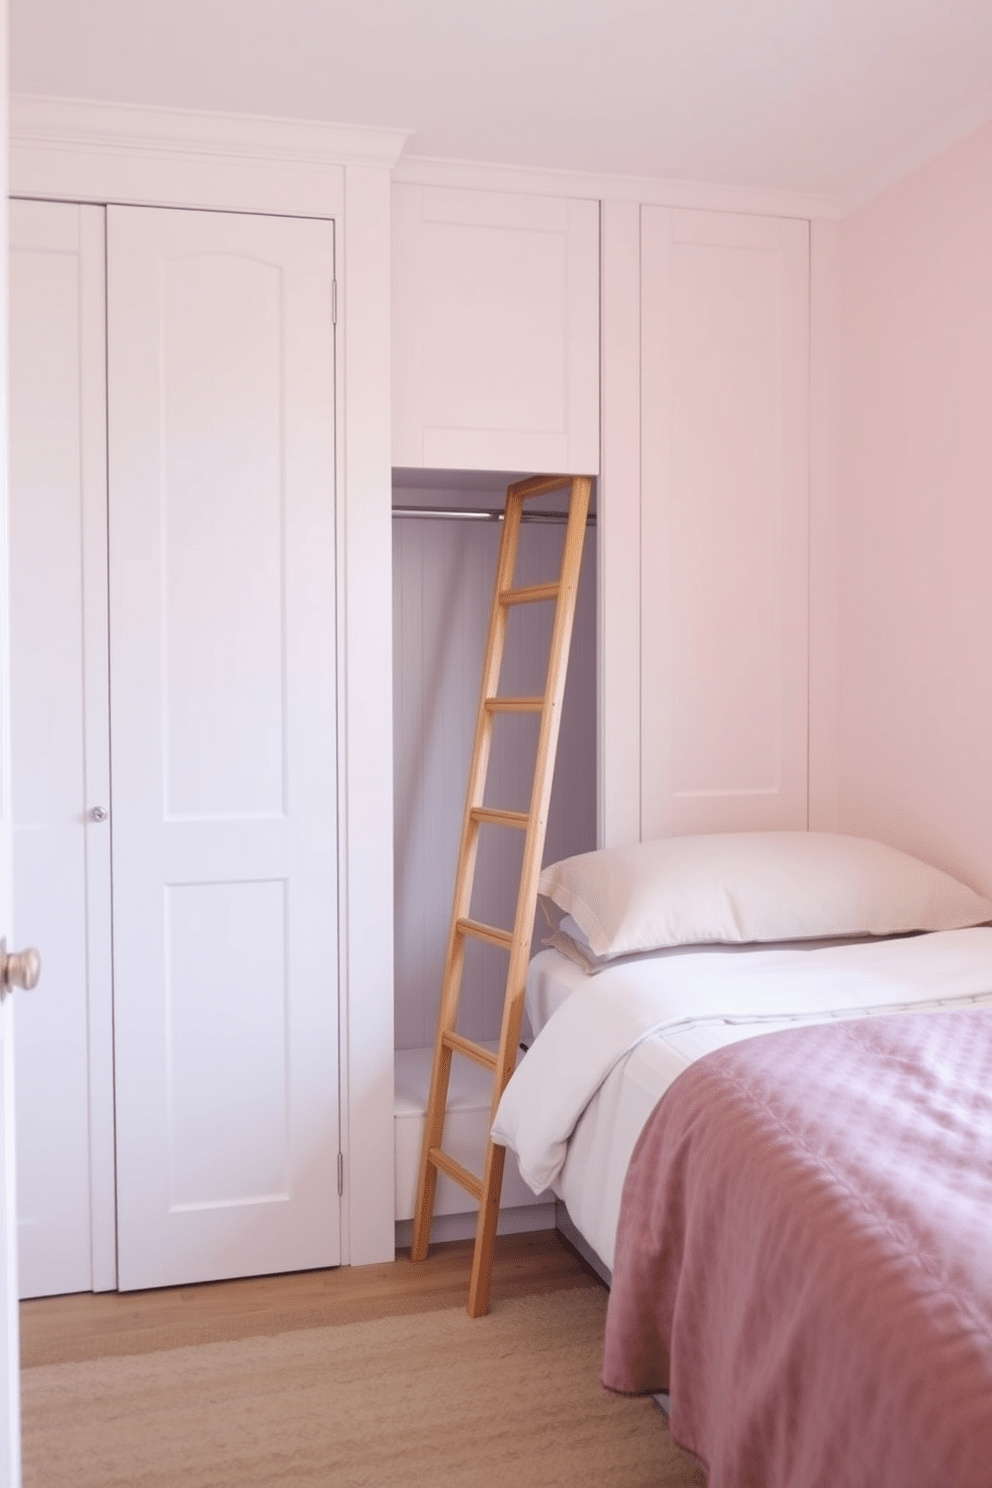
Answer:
[{"left": 492, "top": 832, "right": 992, "bottom": 1488}]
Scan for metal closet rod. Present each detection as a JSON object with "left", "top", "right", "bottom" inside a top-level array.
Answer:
[{"left": 391, "top": 504, "right": 596, "bottom": 525}]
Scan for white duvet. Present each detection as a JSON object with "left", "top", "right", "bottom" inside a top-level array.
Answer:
[{"left": 493, "top": 927, "right": 992, "bottom": 1197}]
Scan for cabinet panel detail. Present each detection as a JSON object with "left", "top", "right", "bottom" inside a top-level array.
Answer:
[
  {"left": 392, "top": 185, "right": 600, "bottom": 474},
  {"left": 640, "top": 207, "right": 810, "bottom": 838},
  {"left": 422, "top": 223, "right": 566, "bottom": 434},
  {"left": 161, "top": 253, "right": 286, "bottom": 819},
  {"left": 165, "top": 881, "right": 288, "bottom": 1209}
]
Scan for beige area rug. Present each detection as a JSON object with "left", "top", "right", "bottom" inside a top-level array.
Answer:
[{"left": 22, "top": 1286, "right": 706, "bottom": 1487}]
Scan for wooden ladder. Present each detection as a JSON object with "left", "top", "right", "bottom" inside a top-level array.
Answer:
[{"left": 410, "top": 472, "right": 593, "bottom": 1316}]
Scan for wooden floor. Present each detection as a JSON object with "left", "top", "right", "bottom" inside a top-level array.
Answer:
[{"left": 20, "top": 1229, "right": 605, "bottom": 1368}]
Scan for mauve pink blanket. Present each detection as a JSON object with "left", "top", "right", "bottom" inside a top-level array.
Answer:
[{"left": 602, "top": 1008, "right": 992, "bottom": 1488}]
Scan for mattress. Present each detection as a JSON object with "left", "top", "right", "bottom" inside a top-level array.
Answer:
[{"left": 501, "top": 928, "right": 992, "bottom": 1273}]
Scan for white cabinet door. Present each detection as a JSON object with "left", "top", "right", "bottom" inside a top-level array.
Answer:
[
  {"left": 107, "top": 206, "right": 340, "bottom": 1290},
  {"left": 392, "top": 185, "right": 600, "bottom": 473},
  {"left": 640, "top": 207, "right": 810, "bottom": 839}
]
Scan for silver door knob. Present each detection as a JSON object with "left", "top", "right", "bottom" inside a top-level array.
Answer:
[
  {"left": 0, "top": 938, "right": 40, "bottom": 996},
  {"left": 89, "top": 806, "right": 108, "bottom": 822}
]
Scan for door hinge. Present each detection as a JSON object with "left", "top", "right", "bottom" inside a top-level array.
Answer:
[
  {"left": 332, "top": 279, "right": 338, "bottom": 325},
  {"left": 337, "top": 1152, "right": 344, "bottom": 1196}
]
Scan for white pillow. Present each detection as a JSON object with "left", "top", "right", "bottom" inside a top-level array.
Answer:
[
  {"left": 542, "top": 912, "right": 875, "bottom": 974},
  {"left": 538, "top": 832, "right": 992, "bottom": 962}
]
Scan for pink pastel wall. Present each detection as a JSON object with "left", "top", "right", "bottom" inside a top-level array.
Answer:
[{"left": 836, "top": 120, "right": 992, "bottom": 894}]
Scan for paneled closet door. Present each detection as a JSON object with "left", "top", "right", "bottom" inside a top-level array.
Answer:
[
  {"left": 9, "top": 200, "right": 116, "bottom": 1298},
  {"left": 108, "top": 206, "right": 340, "bottom": 1290},
  {"left": 639, "top": 207, "right": 810, "bottom": 839}
]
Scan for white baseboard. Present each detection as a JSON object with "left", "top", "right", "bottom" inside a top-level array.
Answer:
[{"left": 395, "top": 1201, "right": 557, "bottom": 1250}]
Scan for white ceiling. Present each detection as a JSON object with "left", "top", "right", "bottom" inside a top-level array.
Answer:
[{"left": 9, "top": 0, "right": 992, "bottom": 199}]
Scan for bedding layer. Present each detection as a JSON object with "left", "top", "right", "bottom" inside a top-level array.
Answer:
[
  {"left": 498, "top": 929, "right": 992, "bottom": 1201},
  {"left": 503, "top": 931, "right": 992, "bottom": 1269},
  {"left": 603, "top": 1007, "right": 992, "bottom": 1488}
]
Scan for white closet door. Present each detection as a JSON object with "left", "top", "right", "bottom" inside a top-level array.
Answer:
[
  {"left": 108, "top": 206, "right": 339, "bottom": 1290},
  {"left": 9, "top": 200, "right": 115, "bottom": 1298},
  {"left": 640, "top": 207, "right": 810, "bottom": 838}
]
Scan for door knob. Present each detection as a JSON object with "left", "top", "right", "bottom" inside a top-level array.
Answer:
[
  {"left": 0, "top": 938, "right": 40, "bottom": 996},
  {"left": 89, "top": 805, "right": 108, "bottom": 822}
]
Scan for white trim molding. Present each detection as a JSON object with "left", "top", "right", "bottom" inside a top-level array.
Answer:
[
  {"left": 396, "top": 95, "right": 992, "bottom": 224},
  {"left": 393, "top": 150, "right": 838, "bottom": 222},
  {"left": 336, "top": 163, "right": 397, "bottom": 1266},
  {"left": 11, "top": 93, "right": 409, "bottom": 167},
  {"left": 9, "top": 93, "right": 409, "bottom": 217}
]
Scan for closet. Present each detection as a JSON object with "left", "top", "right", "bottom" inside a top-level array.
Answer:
[
  {"left": 391, "top": 474, "right": 597, "bottom": 1234},
  {"left": 390, "top": 181, "right": 602, "bottom": 1237},
  {"left": 10, "top": 198, "right": 341, "bottom": 1296},
  {"left": 7, "top": 129, "right": 815, "bottom": 1276}
]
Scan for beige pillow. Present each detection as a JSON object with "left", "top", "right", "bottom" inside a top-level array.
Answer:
[{"left": 538, "top": 832, "right": 992, "bottom": 962}]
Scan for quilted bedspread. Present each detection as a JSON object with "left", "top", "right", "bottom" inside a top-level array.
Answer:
[{"left": 602, "top": 1007, "right": 992, "bottom": 1488}]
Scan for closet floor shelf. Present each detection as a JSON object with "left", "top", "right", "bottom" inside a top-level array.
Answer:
[{"left": 394, "top": 1045, "right": 551, "bottom": 1227}]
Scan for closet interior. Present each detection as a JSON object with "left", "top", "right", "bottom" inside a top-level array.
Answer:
[{"left": 391, "top": 467, "right": 597, "bottom": 1243}]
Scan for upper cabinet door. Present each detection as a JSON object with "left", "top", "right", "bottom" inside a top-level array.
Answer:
[
  {"left": 640, "top": 207, "right": 810, "bottom": 839},
  {"left": 107, "top": 205, "right": 340, "bottom": 1290},
  {"left": 392, "top": 185, "right": 600, "bottom": 473}
]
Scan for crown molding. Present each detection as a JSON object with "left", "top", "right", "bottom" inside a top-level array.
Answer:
[
  {"left": 391, "top": 92, "right": 992, "bottom": 223},
  {"left": 15, "top": 87, "right": 991, "bottom": 224},
  {"left": 10, "top": 93, "right": 411, "bottom": 170},
  {"left": 392, "top": 149, "right": 841, "bottom": 221},
  {"left": 838, "top": 91, "right": 992, "bottom": 218}
]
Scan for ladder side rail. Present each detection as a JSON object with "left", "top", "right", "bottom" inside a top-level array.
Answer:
[
  {"left": 495, "top": 474, "right": 593, "bottom": 1098},
  {"left": 467, "top": 476, "right": 593, "bottom": 1316},
  {"left": 409, "top": 491, "right": 526, "bottom": 1261}
]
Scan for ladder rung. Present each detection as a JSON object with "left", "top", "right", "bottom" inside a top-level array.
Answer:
[
  {"left": 457, "top": 916, "right": 513, "bottom": 950},
  {"left": 442, "top": 1031, "right": 499, "bottom": 1071},
  {"left": 469, "top": 806, "right": 529, "bottom": 830},
  {"left": 429, "top": 1147, "right": 483, "bottom": 1201},
  {"left": 499, "top": 581, "right": 560, "bottom": 607},
  {"left": 484, "top": 696, "right": 544, "bottom": 714},
  {"left": 508, "top": 473, "right": 574, "bottom": 500}
]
